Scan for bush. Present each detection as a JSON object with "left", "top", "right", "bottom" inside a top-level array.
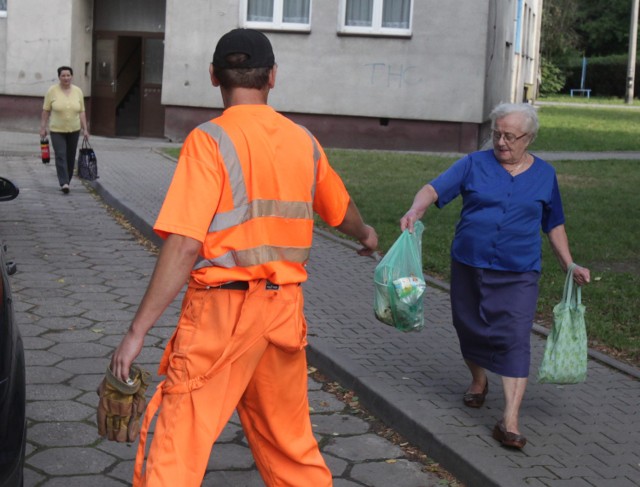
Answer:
[
  {"left": 540, "top": 58, "right": 567, "bottom": 95},
  {"left": 562, "top": 54, "right": 640, "bottom": 97}
]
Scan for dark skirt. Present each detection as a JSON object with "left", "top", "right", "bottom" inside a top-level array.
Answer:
[{"left": 450, "top": 260, "right": 540, "bottom": 378}]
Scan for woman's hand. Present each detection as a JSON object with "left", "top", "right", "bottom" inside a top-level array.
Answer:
[
  {"left": 400, "top": 208, "right": 423, "bottom": 233},
  {"left": 400, "top": 184, "right": 438, "bottom": 232},
  {"left": 40, "top": 110, "right": 50, "bottom": 139},
  {"left": 80, "top": 112, "right": 89, "bottom": 140},
  {"left": 573, "top": 265, "right": 591, "bottom": 286}
]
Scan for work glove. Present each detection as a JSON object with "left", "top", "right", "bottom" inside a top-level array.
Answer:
[{"left": 97, "top": 364, "right": 151, "bottom": 443}]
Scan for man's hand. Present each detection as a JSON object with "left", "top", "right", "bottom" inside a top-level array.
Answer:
[
  {"left": 110, "top": 329, "right": 145, "bottom": 383},
  {"left": 97, "top": 364, "right": 151, "bottom": 443},
  {"left": 357, "top": 224, "right": 378, "bottom": 256}
]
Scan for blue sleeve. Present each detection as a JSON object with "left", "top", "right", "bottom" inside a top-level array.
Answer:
[
  {"left": 541, "top": 174, "right": 565, "bottom": 233},
  {"left": 430, "top": 155, "right": 472, "bottom": 208}
]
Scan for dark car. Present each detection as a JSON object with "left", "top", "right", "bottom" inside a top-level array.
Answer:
[{"left": 0, "top": 176, "right": 25, "bottom": 487}]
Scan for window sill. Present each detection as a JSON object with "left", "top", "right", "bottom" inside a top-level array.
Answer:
[{"left": 241, "top": 21, "right": 311, "bottom": 33}]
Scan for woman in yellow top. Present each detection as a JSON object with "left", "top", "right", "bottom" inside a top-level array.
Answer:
[{"left": 40, "top": 66, "right": 89, "bottom": 194}]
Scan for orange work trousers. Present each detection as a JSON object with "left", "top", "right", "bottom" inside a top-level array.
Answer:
[{"left": 133, "top": 279, "right": 332, "bottom": 487}]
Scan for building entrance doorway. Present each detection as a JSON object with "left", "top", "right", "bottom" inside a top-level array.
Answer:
[{"left": 91, "top": 34, "right": 165, "bottom": 137}]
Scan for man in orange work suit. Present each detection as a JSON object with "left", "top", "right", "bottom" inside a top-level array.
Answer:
[{"left": 109, "top": 28, "right": 378, "bottom": 486}]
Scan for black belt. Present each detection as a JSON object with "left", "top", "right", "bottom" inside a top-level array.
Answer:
[
  {"left": 204, "top": 280, "right": 298, "bottom": 291},
  {"left": 210, "top": 281, "right": 249, "bottom": 290}
]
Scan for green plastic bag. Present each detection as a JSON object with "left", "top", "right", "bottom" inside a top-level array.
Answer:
[
  {"left": 537, "top": 263, "right": 588, "bottom": 384},
  {"left": 374, "top": 221, "right": 426, "bottom": 332}
]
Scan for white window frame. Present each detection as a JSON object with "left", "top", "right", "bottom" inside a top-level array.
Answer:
[
  {"left": 240, "top": 0, "right": 312, "bottom": 33},
  {"left": 338, "top": 0, "right": 413, "bottom": 37}
]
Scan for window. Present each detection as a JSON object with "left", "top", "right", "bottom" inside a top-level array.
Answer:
[
  {"left": 0, "top": 0, "right": 6, "bottom": 18},
  {"left": 241, "top": 0, "right": 311, "bottom": 32},
  {"left": 339, "top": 0, "right": 413, "bottom": 36}
]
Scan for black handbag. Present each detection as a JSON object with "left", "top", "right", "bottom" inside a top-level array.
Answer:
[{"left": 77, "top": 137, "right": 99, "bottom": 181}]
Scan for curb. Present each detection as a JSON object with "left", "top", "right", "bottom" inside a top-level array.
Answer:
[
  {"left": 314, "top": 227, "right": 640, "bottom": 381},
  {"left": 89, "top": 179, "right": 640, "bottom": 487},
  {"left": 87, "top": 186, "right": 510, "bottom": 486},
  {"left": 306, "top": 338, "right": 513, "bottom": 487}
]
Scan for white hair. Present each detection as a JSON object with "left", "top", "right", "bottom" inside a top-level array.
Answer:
[{"left": 489, "top": 102, "right": 539, "bottom": 141}]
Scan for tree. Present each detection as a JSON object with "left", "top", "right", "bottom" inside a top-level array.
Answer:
[
  {"left": 574, "top": 0, "right": 634, "bottom": 56},
  {"left": 542, "top": 0, "right": 638, "bottom": 60},
  {"left": 540, "top": 0, "right": 581, "bottom": 63}
]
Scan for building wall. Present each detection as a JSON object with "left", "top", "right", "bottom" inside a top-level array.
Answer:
[
  {"left": 94, "top": 0, "right": 165, "bottom": 33},
  {"left": 481, "top": 0, "right": 517, "bottom": 146},
  {"left": 70, "top": 0, "right": 94, "bottom": 94},
  {"left": 162, "top": 0, "right": 491, "bottom": 125},
  {"left": 517, "top": 0, "right": 543, "bottom": 102},
  {"left": 2, "top": 0, "right": 91, "bottom": 96},
  {"left": 0, "top": 5, "right": 6, "bottom": 92},
  {"left": 0, "top": 0, "right": 93, "bottom": 133},
  {"left": 0, "top": 0, "right": 543, "bottom": 151}
]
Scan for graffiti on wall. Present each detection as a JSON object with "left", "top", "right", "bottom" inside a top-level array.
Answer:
[{"left": 365, "top": 63, "right": 423, "bottom": 88}]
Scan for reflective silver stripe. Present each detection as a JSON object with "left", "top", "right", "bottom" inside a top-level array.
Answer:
[
  {"left": 194, "top": 121, "right": 319, "bottom": 270},
  {"left": 210, "top": 199, "right": 313, "bottom": 232},
  {"left": 197, "top": 121, "right": 248, "bottom": 209},
  {"left": 194, "top": 246, "right": 311, "bottom": 270},
  {"left": 298, "top": 124, "right": 320, "bottom": 199}
]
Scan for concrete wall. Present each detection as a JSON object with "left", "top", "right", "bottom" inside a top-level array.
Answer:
[
  {"left": 0, "top": 0, "right": 92, "bottom": 95},
  {"left": 162, "top": 0, "right": 492, "bottom": 124},
  {"left": 0, "top": 0, "right": 92, "bottom": 133},
  {"left": 70, "top": 0, "right": 94, "bottom": 95},
  {"left": 94, "top": 0, "right": 165, "bottom": 33},
  {"left": 0, "top": 0, "right": 543, "bottom": 150},
  {"left": 481, "top": 0, "right": 542, "bottom": 136},
  {"left": 482, "top": 0, "right": 517, "bottom": 142},
  {"left": 0, "top": 6, "right": 6, "bottom": 92}
]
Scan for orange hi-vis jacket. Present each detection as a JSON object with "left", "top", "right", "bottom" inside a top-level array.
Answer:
[
  {"left": 134, "top": 105, "right": 350, "bottom": 486},
  {"left": 154, "top": 104, "right": 351, "bottom": 285}
]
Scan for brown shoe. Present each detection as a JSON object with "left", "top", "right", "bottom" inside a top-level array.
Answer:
[
  {"left": 463, "top": 382, "right": 488, "bottom": 408},
  {"left": 492, "top": 420, "right": 526, "bottom": 449}
]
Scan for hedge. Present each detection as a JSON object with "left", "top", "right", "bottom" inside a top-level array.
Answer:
[{"left": 562, "top": 54, "right": 640, "bottom": 98}]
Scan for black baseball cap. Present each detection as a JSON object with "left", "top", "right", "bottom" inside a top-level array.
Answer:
[{"left": 212, "top": 28, "right": 275, "bottom": 69}]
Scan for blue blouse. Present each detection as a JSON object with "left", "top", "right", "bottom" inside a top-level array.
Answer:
[{"left": 430, "top": 150, "right": 565, "bottom": 272}]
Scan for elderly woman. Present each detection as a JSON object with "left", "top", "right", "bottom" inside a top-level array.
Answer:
[
  {"left": 400, "top": 103, "right": 590, "bottom": 449},
  {"left": 40, "top": 66, "right": 89, "bottom": 194}
]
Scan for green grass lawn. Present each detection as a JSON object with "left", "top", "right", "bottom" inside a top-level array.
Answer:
[
  {"left": 532, "top": 105, "right": 640, "bottom": 151},
  {"left": 537, "top": 93, "right": 640, "bottom": 107},
  {"left": 538, "top": 94, "right": 640, "bottom": 107},
  {"left": 163, "top": 103, "right": 640, "bottom": 365},
  {"left": 323, "top": 149, "right": 640, "bottom": 365}
]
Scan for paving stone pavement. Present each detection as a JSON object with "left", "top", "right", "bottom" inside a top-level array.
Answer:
[
  {"left": 1, "top": 136, "right": 449, "bottom": 487},
  {"left": 1, "top": 130, "right": 639, "bottom": 487}
]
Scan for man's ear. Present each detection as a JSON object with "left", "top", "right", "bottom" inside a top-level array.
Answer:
[
  {"left": 209, "top": 64, "right": 220, "bottom": 87},
  {"left": 268, "top": 64, "right": 277, "bottom": 89}
]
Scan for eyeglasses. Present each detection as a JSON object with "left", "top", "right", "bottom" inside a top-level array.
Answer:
[{"left": 491, "top": 130, "right": 529, "bottom": 144}]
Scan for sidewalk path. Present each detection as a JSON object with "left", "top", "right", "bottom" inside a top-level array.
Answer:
[
  {"left": 0, "top": 135, "right": 446, "bottom": 487},
  {"left": 2, "top": 130, "right": 639, "bottom": 486}
]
